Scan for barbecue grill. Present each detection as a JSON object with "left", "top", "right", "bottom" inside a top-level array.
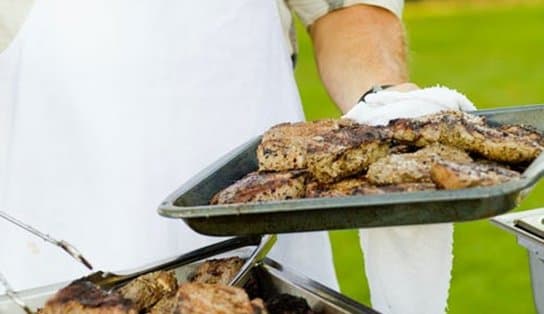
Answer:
[
  {"left": 492, "top": 208, "right": 544, "bottom": 313},
  {"left": 0, "top": 236, "right": 378, "bottom": 313}
]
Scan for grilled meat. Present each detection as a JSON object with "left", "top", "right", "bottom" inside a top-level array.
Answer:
[
  {"left": 257, "top": 119, "right": 356, "bottom": 171},
  {"left": 265, "top": 294, "right": 314, "bottom": 314},
  {"left": 189, "top": 257, "right": 245, "bottom": 285},
  {"left": 367, "top": 143, "right": 472, "bottom": 185},
  {"left": 390, "top": 110, "right": 542, "bottom": 164},
  {"left": 250, "top": 298, "right": 268, "bottom": 314},
  {"left": 174, "top": 283, "right": 260, "bottom": 314},
  {"left": 210, "top": 171, "right": 306, "bottom": 204},
  {"left": 430, "top": 160, "right": 521, "bottom": 189},
  {"left": 499, "top": 124, "right": 544, "bottom": 146},
  {"left": 150, "top": 284, "right": 267, "bottom": 314},
  {"left": 117, "top": 270, "right": 177, "bottom": 312},
  {"left": 40, "top": 280, "right": 137, "bottom": 314},
  {"left": 150, "top": 295, "right": 178, "bottom": 314},
  {"left": 306, "top": 177, "right": 436, "bottom": 198},
  {"left": 305, "top": 124, "right": 390, "bottom": 183}
]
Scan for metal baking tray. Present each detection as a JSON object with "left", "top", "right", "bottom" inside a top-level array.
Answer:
[
  {"left": 159, "top": 105, "right": 544, "bottom": 235},
  {"left": 0, "top": 238, "right": 377, "bottom": 314}
]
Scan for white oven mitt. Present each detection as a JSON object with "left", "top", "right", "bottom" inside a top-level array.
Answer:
[{"left": 344, "top": 86, "right": 476, "bottom": 314}]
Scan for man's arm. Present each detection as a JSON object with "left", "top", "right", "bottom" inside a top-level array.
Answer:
[{"left": 309, "top": 5, "right": 409, "bottom": 113}]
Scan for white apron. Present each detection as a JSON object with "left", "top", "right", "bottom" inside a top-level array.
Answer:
[{"left": 0, "top": 0, "right": 338, "bottom": 291}]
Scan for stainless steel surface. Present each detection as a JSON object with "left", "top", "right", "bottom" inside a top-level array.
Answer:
[
  {"left": 529, "top": 252, "right": 544, "bottom": 314},
  {"left": 0, "top": 244, "right": 376, "bottom": 314},
  {"left": 515, "top": 215, "right": 544, "bottom": 239},
  {"left": 0, "top": 273, "right": 33, "bottom": 314},
  {"left": 83, "top": 235, "right": 263, "bottom": 290},
  {"left": 491, "top": 208, "right": 544, "bottom": 314},
  {"left": 0, "top": 210, "right": 93, "bottom": 270},
  {"left": 491, "top": 208, "right": 544, "bottom": 248},
  {"left": 258, "top": 258, "right": 378, "bottom": 314},
  {"left": 159, "top": 105, "right": 544, "bottom": 235}
]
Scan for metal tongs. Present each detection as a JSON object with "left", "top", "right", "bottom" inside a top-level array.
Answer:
[
  {"left": 83, "top": 235, "right": 276, "bottom": 291},
  {"left": 0, "top": 210, "right": 93, "bottom": 270},
  {"left": 0, "top": 272, "right": 34, "bottom": 314}
]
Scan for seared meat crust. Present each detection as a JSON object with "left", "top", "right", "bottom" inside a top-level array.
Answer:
[
  {"left": 211, "top": 171, "right": 306, "bottom": 204},
  {"left": 305, "top": 124, "right": 390, "bottom": 183},
  {"left": 117, "top": 270, "right": 177, "bottom": 312},
  {"left": 174, "top": 283, "right": 257, "bottom": 314},
  {"left": 40, "top": 280, "right": 137, "bottom": 314},
  {"left": 257, "top": 119, "right": 355, "bottom": 171},
  {"left": 190, "top": 257, "right": 245, "bottom": 285},
  {"left": 430, "top": 160, "right": 521, "bottom": 189},
  {"left": 499, "top": 124, "right": 544, "bottom": 146},
  {"left": 390, "top": 110, "right": 542, "bottom": 164},
  {"left": 306, "top": 177, "right": 436, "bottom": 198},
  {"left": 367, "top": 143, "right": 472, "bottom": 185},
  {"left": 150, "top": 294, "right": 178, "bottom": 314}
]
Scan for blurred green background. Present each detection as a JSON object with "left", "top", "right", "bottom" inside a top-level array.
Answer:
[{"left": 293, "top": 1, "right": 544, "bottom": 313}]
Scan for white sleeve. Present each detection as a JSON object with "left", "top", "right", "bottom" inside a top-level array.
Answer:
[
  {"left": 287, "top": 0, "right": 404, "bottom": 27},
  {"left": 0, "top": 0, "right": 35, "bottom": 54}
]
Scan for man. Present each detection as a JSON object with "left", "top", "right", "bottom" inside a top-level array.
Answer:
[{"left": 0, "top": 1, "right": 458, "bottom": 313}]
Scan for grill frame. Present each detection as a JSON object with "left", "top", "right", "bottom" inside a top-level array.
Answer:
[{"left": 491, "top": 208, "right": 544, "bottom": 313}]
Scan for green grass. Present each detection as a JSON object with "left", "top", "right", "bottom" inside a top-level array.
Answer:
[{"left": 294, "top": 2, "right": 544, "bottom": 313}]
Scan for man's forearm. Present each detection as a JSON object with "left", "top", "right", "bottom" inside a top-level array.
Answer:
[{"left": 310, "top": 5, "right": 408, "bottom": 113}]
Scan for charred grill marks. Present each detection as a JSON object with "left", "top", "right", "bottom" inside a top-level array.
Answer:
[
  {"left": 210, "top": 171, "right": 307, "bottom": 205},
  {"left": 390, "top": 110, "right": 543, "bottom": 163},
  {"left": 212, "top": 111, "right": 542, "bottom": 204}
]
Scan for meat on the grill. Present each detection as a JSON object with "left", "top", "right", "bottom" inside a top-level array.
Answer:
[
  {"left": 250, "top": 298, "right": 269, "bottom": 314},
  {"left": 210, "top": 171, "right": 306, "bottom": 205},
  {"left": 367, "top": 143, "right": 472, "bottom": 185},
  {"left": 257, "top": 119, "right": 355, "bottom": 172},
  {"left": 305, "top": 124, "right": 390, "bottom": 183},
  {"left": 149, "top": 294, "right": 177, "bottom": 314},
  {"left": 306, "top": 177, "right": 436, "bottom": 198},
  {"left": 390, "top": 110, "right": 542, "bottom": 164},
  {"left": 39, "top": 280, "right": 137, "bottom": 314},
  {"left": 265, "top": 294, "right": 314, "bottom": 314},
  {"left": 174, "top": 283, "right": 264, "bottom": 314},
  {"left": 189, "top": 257, "right": 245, "bottom": 285},
  {"left": 117, "top": 270, "right": 177, "bottom": 312},
  {"left": 430, "top": 160, "right": 521, "bottom": 189}
]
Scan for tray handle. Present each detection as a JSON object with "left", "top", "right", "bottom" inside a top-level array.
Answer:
[{"left": 524, "top": 153, "right": 544, "bottom": 183}]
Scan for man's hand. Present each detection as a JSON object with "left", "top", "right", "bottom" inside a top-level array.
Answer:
[
  {"left": 387, "top": 82, "right": 419, "bottom": 92},
  {"left": 310, "top": 5, "right": 408, "bottom": 113}
]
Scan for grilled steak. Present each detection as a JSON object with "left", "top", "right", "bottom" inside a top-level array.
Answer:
[
  {"left": 39, "top": 280, "right": 137, "bottom": 314},
  {"left": 367, "top": 143, "right": 472, "bottom": 185},
  {"left": 174, "top": 283, "right": 260, "bottom": 314},
  {"left": 210, "top": 171, "right": 306, "bottom": 204},
  {"left": 390, "top": 110, "right": 542, "bottom": 164},
  {"left": 306, "top": 177, "right": 436, "bottom": 198},
  {"left": 150, "top": 284, "right": 266, "bottom": 314},
  {"left": 305, "top": 124, "right": 390, "bottom": 183},
  {"left": 430, "top": 160, "right": 521, "bottom": 189},
  {"left": 257, "top": 119, "right": 355, "bottom": 171},
  {"left": 250, "top": 298, "right": 268, "bottom": 314},
  {"left": 150, "top": 295, "right": 178, "bottom": 314},
  {"left": 499, "top": 124, "right": 544, "bottom": 146},
  {"left": 117, "top": 270, "right": 177, "bottom": 312},
  {"left": 190, "top": 257, "right": 245, "bottom": 285}
]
